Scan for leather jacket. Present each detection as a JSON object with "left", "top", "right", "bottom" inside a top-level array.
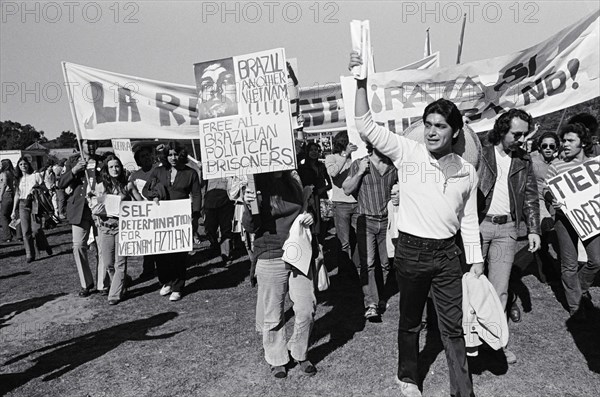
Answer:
[{"left": 477, "top": 138, "right": 541, "bottom": 236}]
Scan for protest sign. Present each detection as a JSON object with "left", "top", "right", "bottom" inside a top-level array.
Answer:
[
  {"left": 111, "top": 139, "right": 138, "bottom": 172},
  {"left": 547, "top": 157, "right": 600, "bottom": 241},
  {"left": 343, "top": 11, "right": 599, "bottom": 142},
  {"left": 118, "top": 199, "right": 193, "bottom": 256},
  {"left": 63, "top": 62, "right": 199, "bottom": 140},
  {"left": 194, "top": 48, "right": 296, "bottom": 179}
]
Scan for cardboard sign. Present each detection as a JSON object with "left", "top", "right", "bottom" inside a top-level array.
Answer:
[
  {"left": 547, "top": 157, "right": 600, "bottom": 241},
  {"left": 118, "top": 199, "right": 193, "bottom": 256},
  {"left": 194, "top": 48, "right": 296, "bottom": 179}
]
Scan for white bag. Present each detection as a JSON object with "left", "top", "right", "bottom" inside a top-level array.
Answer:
[{"left": 316, "top": 247, "right": 329, "bottom": 291}]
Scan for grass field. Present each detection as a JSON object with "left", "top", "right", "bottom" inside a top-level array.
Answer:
[{"left": 1, "top": 222, "right": 599, "bottom": 397}]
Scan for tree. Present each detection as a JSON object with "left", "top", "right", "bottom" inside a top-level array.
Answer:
[
  {"left": 56, "top": 131, "right": 78, "bottom": 148},
  {"left": 0, "top": 121, "right": 47, "bottom": 150}
]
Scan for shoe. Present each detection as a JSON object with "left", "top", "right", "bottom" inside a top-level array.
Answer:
[
  {"left": 297, "top": 360, "right": 317, "bottom": 376},
  {"left": 395, "top": 378, "right": 422, "bottom": 397},
  {"left": 46, "top": 247, "right": 53, "bottom": 256},
  {"left": 270, "top": 365, "right": 287, "bottom": 379},
  {"left": 159, "top": 285, "right": 172, "bottom": 296},
  {"left": 100, "top": 288, "right": 109, "bottom": 296},
  {"left": 26, "top": 257, "right": 34, "bottom": 264},
  {"left": 581, "top": 291, "right": 594, "bottom": 309},
  {"left": 78, "top": 286, "right": 94, "bottom": 297},
  {"left": 378, "top": 300, "right": 389, "bottom": 313},
  {"left": 503, "top": 348, "right": 517, "bottom": 364},
  {"left": 169, "top": 292, "right": 182, "bottom": 301},
  {"left": 108, "top": 299, "right": 120, "bottom": 305},
  {"left": 509, "top": 303, "right": 522, "bottom": 323},
  {"left": 364, "top": 305, "right": 380, "bottom": 321}
]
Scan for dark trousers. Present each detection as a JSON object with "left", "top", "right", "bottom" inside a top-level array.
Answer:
[
  {"left": 1, "top": 191, "right": 14, "bottom": 240},
  {"left": 142, "top": 255, "right": 158, "bottom": 276},
  {"left": 555, "top": 212, "right": 600, "bottom": 313},
  {"left": 19, "top": 200, "right": 50, "bottom": 260},
  {"left": 55, "top": 188, "right": 66, "bottom": 217},
  {"left": 204, "top": 201, "right": 235, "bottom": 259},
  {"left": 156, "top": 252, "right": 187, "bottom": 292},
  {"left": 395, "top": 232, "right": 473, "bottom": 397}
]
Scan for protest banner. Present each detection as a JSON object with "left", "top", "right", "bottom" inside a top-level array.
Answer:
[
  {"left": 547, "top": 157, "right": 600, "bottom": 241},
  {"left": 194, "top": 48, "right": 296, "bottom": 179},
  {"left": 63, "top": 62, "right": 199, "bottom": 140},
  {"left": 118, "top": 199, "right": 193, "bottom": 256},
  {"left": 111, "top": 139, "right": 138, "bottom": 172},
  {"left": 343, "top": 11, "right": 599, "bottom": 146}
]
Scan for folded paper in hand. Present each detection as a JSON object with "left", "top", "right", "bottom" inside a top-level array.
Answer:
[
  {"left": 9, "top": 218, "right": 20, "bottom": 230},
  {"left": 350, "top": 19, "right": 372, "bottom": 79},
  {"left": 282, "top": 213, "right": 313, "bottom": 276}
]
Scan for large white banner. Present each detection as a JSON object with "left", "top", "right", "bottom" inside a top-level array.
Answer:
[
  {"left": 63, "top": 62, "right": 199, "bottom": 140},
  {"left": 547, "top": 157, "right": 600, "bottom": 241},
  {"left": 347, "top": 11, "right": 599, "bottom": 137},
  {"left": 194, "top": 48, "right": 296, "bottom": 179},
  {"left": 118, "top": 199, "right": 193, "bottom": 256}
]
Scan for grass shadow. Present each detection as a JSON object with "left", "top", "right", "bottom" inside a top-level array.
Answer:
[
  {"left": 0, "top": 312, "right": 181, "bottom": 394},
  {"left": 0, "top": 271, "right": 31, "bottom": 280},
  {"left": 0, "top": 293, "right": 67, "bottom": 329},
  {"left": 566, "top": 305, "right": 600, "bottom": 374},
  {"left": 185, "top": 257, "right": 250, "bottom": 294}
]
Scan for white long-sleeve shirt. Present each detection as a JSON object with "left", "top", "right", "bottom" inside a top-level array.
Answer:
[{"left": 356, "top": 112, "right": 483, "bottom": 264}]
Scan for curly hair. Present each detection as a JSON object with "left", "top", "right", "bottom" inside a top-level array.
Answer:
[
  {"left": 488, "top": 109, "right": 533, "bottom": 145},
  {"left": 568, "top": 113, "right": 598, "bottom": 136},
  {"left": 159, "top": 141, "right": 188, "bottom": 168},
  {"left": 559, "top": 123, "right": 594, "bottom": 156},
  {"left": 536, "top": 131, "right": 559, "bottom": 150},
  {"left": 423, "top": 99, "right": 464, "bottom": 133},
  {"left": 101, "top": 155, "right": 128, "bottom": 195}
]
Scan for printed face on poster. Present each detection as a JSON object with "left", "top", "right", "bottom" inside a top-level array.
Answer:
[
  {"left": 118, "top": 199, "right": 193, "bottom": 256},
  {"left": 194, "top": 48, "right": 296, "bottom": 180},
  {"left": 547, "top": 157, "right": 600, "bottom": 241}
]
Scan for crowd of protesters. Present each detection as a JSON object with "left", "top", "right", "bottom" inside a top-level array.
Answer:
[{"left": 1, "top": 64, "right": 599, "bottom": 397}]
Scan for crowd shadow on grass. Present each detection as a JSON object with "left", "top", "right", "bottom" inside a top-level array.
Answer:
[
  {"left": 0, "top": 247, "right": 26, "bottom": 260},
  {"left": 0, "top": 312, "right": 182, "bottom": 395},
  {"left": 566, "top": 306, "right": 600, "bottom": 374},
  {"left": 0, "top": 293, "right": 66, "bottom": 329},
  {"left": 185, "top": 257, "right": 250, "bottom": 294},
  {"left": 0, "top": 270, "right": 31, "bottom": 280}
]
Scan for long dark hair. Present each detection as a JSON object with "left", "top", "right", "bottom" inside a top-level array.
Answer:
[
  {"left": 14, "top": 157, "right": 34, "bottom": 182},
  {"left": 255, "top": 171, "right": 303, "bottom": 215},
  {"left": 101, "top": 155, "right": 128, "bottom": 195},
  {"left": 159, "top": 141, "right": 188, "bottom": 169},
  {"left": 1, "top": 159, "right": 15, "bottom": 174}
]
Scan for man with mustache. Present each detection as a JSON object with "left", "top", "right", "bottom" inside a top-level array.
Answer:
[{"left": 477, "top": 109, "right": 541, "bottom": 364}]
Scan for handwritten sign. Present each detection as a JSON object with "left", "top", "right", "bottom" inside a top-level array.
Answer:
[
  {"left": 111, "top": 139, "right": 139, "bottom": 172},
  {"left": 194, "top": 48, "right": 296, "bottom": 179},
  {"left": 118, "top": 199, "right": 193, "bottom": 256},
  {"left": 547, "top": 157, "right": 600, "bottom": 241}
]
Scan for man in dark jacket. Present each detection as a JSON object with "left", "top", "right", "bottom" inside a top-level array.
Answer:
[
  {"left": 477, "top": 109, "right": 541, "bottom": 364},
  {"left": 58, "top": 140, "right": 107, "bottom": 297}
]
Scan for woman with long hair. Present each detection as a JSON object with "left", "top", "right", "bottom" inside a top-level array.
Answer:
[
  {"left": 0, "top": 159, "right": 17, "bottom": 242},
  {"left": 143, "top": 142, "right": 202, "bottom": 302},
  {"left": 297, "top": 141, "right": 332, "bottom": 239},
  {"left": 242, "top": 171, "right": 317, "bottom": 379},
  {"left": 11, "top": 157, "right": 52, "bottom": 263},
  {"left": 90, "top": 155, "right": 143, "bottom": 305}
]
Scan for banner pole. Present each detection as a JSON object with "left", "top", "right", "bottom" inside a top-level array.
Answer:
[
  {"left": 61, "top": 62, "right": 86, "bottom": 160},
  {"left": 456, "top": 14, "right": 467, "bottom": 65},
  {"left": 555, "top": 109, "right": 568, "bottom": 134},
  {"left": 191, "top": 139, "right": 198, "bottom": 160}
]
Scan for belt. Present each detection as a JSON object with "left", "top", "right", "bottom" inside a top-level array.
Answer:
[
  {"left": 397, "top": 231, "right": 455, "bottom": 249},
  {"left": 485, "top": 214, "right": 511, "bottom": 225}
]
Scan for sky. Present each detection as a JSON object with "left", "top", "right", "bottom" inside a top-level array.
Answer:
[{"left": 1, "top": 0, "right": 598, "bottom": 140}]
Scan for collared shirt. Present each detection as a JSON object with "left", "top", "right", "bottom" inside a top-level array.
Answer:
[
  {"left": 356, "top": 111, "right": 483, "bottom": 264},
  {"left": 18, "top": 173, "right": 43, "bottom": 198},
  {"left": 348, "top": 156, "right": 397, "bottom": 216}
]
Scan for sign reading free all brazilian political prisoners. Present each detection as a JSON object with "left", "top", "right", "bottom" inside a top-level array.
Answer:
[
  {"left": 194, "top": 48, "right": 296, "bottom": 180},
  {"left": 547, "top": 157, "right": 600, "bottom": 241},
  {"left": 117, "top": 199, "right": 192, "bottom": 256}
]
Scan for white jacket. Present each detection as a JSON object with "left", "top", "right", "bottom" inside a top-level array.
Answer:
[{"left": 462, "top": 273, "right": 509, "bottom": 352}]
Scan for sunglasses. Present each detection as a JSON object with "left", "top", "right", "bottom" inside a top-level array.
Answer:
[{"left": 541, "top": 143, "right": 556, "bottom": 150}]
